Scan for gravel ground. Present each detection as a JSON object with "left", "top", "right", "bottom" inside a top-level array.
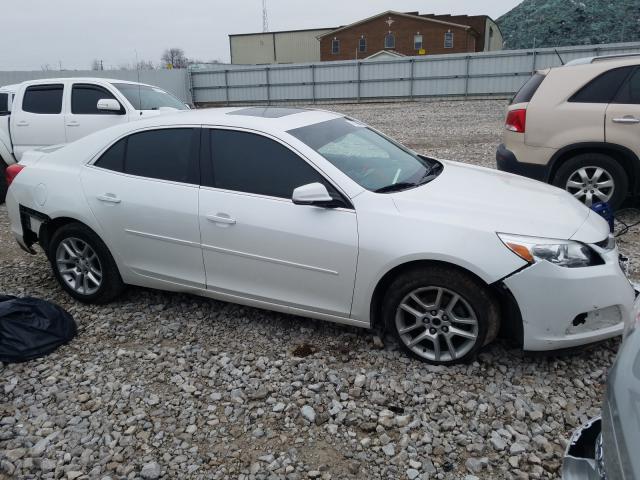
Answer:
[{"left": 1, "top": 99, "right": 639, "bottom": 480}]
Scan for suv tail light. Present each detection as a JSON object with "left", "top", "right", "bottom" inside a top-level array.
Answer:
[
  {"left": 5, "top": 164, "right": 25, "bottom": 187},
  {"left": 505, "top": 109, "right": 526, "bottom": 133}
]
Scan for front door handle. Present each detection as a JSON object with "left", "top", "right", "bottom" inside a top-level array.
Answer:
[
  {"left": 97, "top": 193, "right": 121, "bottom": 204},
  {"left": 16, "top": 121, "right": 29, "bottom": 127},
  {"left": 612, "top": 116, "right": 640, "bottom": 124},
  {"left": 66, "top": 121, "right": 80, "bottom": 127},
  {"left": 206, "top": 213, "right": 236, "bottom": 225}
]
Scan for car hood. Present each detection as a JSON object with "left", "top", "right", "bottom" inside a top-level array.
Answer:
[{"left": 391, "top": 160, "right": 608, "bottom": 243}]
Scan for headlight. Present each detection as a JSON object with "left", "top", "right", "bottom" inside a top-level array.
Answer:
[{"left": 497, "top": 233, "right": 604, "bottom": 268}]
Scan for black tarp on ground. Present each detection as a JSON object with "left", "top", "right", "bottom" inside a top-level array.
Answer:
[{"left": 0, "top": 295, "right": 77, "bottom": 363}]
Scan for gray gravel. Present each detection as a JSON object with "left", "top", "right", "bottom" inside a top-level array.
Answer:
[{"left": 1, "top": 99, "right": 639, "bottom": 480}]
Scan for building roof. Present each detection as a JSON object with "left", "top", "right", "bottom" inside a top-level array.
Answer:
[
  {"left": 316, "top": 10, "right": 475, "bottom": 39},
  {"left": 229, "top": 27, "right": 337, "bottom": 38},
  {"left": 364, "top": 50, "right": 406, "bottom": 61}
]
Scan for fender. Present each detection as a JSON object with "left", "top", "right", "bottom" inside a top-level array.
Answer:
[{"left": 548, "top": 142, "right": 640, "bottom": 192}]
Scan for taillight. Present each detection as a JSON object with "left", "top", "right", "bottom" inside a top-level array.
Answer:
[
  {"left": 5, "top": 164, "right": 25, "bottom": 187},
  {"left": 505, "top": 109, "right": 526, "bottom": 133}
]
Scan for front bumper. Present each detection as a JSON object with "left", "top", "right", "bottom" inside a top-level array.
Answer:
[
  {"left": 562, "top": 416, "right": 605, "bottom": 480},
  {"left": 496, "top": 143, "right": 550, "bottom": 182},
  {"left": 503, "top": 248, "right": 634, "bottom": 351}
]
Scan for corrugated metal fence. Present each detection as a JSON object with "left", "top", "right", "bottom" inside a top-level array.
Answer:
[
  {"left": 0, "top": 69, "right": 191, "bottom": 104},
  {"left": 190, "top": 41, "right": 640, "bottom": 105}
]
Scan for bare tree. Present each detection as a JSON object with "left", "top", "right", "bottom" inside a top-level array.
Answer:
[
  {"left": 161, "top": 48, "right": 188, "bottom": 69},
  {"left": 136, "top": 60, "right": 156, "bottom": 70},
  {"left": 91, "top": 59, "right": 104, "bottom": 71}
]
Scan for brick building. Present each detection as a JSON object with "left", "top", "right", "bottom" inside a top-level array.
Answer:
[{"left": 318, "top": 11, "right": 502, "bottom": 61}]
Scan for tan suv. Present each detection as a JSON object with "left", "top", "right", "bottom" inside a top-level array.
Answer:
[{"left": 497, "top": 54, "right": 640, "bottom": 209}]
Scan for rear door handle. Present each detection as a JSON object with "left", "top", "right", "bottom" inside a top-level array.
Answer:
[
  {"left": 97, "top": 193, "right": 121, "bottom": 204},
  {"left": 612, "top": 116, "right": 640, "bottom": 124},
  {"left": 66, "top": 121, "right": 80, "bottom": 127},
  {"left": 206, "top": 213, "right": 236, "bottom": 225},
  {"left": 16, "top": 121, "right": 29, "bottom": 127}
]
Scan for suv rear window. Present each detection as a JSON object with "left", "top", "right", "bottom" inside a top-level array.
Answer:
[
  {"left": 569, "top": 67, "right": 633, "bottom": 103},
  {"left": 22, "top": 84, "right": 64, "bottom": 114},
  {"left": 511, "top": 73, "right": 546, "bottom": 104}
]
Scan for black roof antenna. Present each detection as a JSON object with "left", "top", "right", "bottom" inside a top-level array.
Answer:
[{"left": 555, "top": 48, "right": 566, "bottom": 66}]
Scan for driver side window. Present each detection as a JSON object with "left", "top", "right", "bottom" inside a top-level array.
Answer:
[
  {"left": 71, "top": 84, "right": 124, "bottom": 115},
  {"left": 206, "top": 129, "right": 336, "bottom": 200}
]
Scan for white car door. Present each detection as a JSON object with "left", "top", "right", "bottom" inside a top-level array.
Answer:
[
  {"left": 11, "top": 83, "right": 67, "bottom": 159},
  {"left": 65, "top": 83, "right": 129, "bottom": 143},
  {"left": 80, "top": 127, "right": 205, "bottom": 288},
  {"left": 605, "top": 67, "right": 640, "bottom": 163},
  {"left": 199, "top": 128, "right": 358, "bottom": 317}
]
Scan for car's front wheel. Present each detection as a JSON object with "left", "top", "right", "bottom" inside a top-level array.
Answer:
[
  {"left": 48, "top": 223, "right": 124, "bottom": 303},
  {"left": 382, "top": 266, "right": 499, "bottom": 365}
]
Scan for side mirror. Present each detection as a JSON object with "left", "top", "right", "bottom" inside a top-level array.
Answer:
[
  {"left": 96, "top": 98, "right": 122, "bottom": 113},
  {"left": 292, "top": 183, "right": 335, "bottom": 207}
]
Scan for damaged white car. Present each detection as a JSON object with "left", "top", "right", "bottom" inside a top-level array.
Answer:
[{"left": 4, "top": 107, "right": 636, "bottom": 364}]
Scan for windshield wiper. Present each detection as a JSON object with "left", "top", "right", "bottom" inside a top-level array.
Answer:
[{"left": 374, "top": 182, "right": 417, "bottom": 193}]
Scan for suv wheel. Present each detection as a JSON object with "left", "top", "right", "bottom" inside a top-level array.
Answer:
[
  {"left": 0, "top": 157, "right": 7, "bottom": 204},
  {"left": 382, "top": 266, "right": 499, "bottom": 365},
  {"left": 553, "top": 153, "right": 628, "bottom": 210},
  {"left": 48, "top": 223, "right": 125, "bottom": 303}
]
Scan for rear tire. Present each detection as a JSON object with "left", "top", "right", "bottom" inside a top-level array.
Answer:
[
  {"left": 48, "top": 223, "right": 125, "bottom": 304},
  {"left": 0, "top": 157, "right": 7, "bottom": 204},
  {"left": 552, "top": 153, "right": 628, "bottom": 210},
  {"left": 382, "top": 266, "right": 499, "bottom": 365}
]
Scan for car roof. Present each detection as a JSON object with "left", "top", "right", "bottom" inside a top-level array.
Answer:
[
  {"left": 564, "top": 54, "right": 640, "bottom": 68},
  {"left": 0, "top": 83, "right": 19, "bottom": 93},
  {"left": 106, "top": 107, "right": 345, "bottom": 134}
]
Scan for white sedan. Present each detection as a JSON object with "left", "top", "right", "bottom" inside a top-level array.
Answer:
[{"left": 4, "top": 107, "right": 635, "bottom": 364}]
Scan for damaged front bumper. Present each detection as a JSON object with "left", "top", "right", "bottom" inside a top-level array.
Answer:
[
  {"left": 562, "top": 416, "right": 606, "bottom": 480},
  {"left": 503, "top": 247, "right": 635, "bottom": 351}
]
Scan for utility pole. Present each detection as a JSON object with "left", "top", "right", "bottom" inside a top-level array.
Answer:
[{"left": 262, "top": 0, "right": 269, "bottom": 33}]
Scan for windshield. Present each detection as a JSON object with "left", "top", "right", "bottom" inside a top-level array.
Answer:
[
  {"left": 288, "top": 117, "right": 437, "bottom": 192},
  {"left": 114, "top": 83, "right": 188, "bottom": 111}
]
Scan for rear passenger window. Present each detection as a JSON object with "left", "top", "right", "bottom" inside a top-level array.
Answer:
[
  {"left": 511, "top": 73, "right": 546, "bottom": 105},
  {"left": 208, "top": 129, "right": 328, "bottom": 199},
  {"left": 569, "top": 67, "right": 633, "bottom": 104},
  {"left": 126, "top": 129, "right": 198, "bottom": 183},
  {"left": 94, "top": 129, "right": 199, "bottom": 184},
  {"left": 72, "top": 84, "right": 123, "bottom": 115},
  {"left": 613, "top": 68, "right": 640, "bottom": 104},
  {"left": 95, "top": 138, "right": 126, "bottom": 172},
  {"left": 22, "top": 84, "right": 64, "bottom": 114}
]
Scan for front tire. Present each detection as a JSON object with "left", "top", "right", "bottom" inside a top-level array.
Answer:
[
  {"left": 382, "top": 266, "right": 499, "bottom": 365},
  {"left": 552, "top": 153, "right": 628, "bottom": 210},
  {"left": 48, "top": 223, "right": 124, "bottom": 304}
]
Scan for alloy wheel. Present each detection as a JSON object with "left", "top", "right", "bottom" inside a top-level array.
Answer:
[
  {"left": 565, "top": 166, "right": 614, "bottom": 207},
  {"left": 56, "top": 237, "right": 103, "bottom": 295},
  {"left": 395, "top": 286, "right": 479, "bottom": 362}
]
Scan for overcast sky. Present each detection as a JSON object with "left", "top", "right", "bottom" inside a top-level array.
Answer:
[{"left": 2, "top": 0, "right": 522, "bottom": 70}]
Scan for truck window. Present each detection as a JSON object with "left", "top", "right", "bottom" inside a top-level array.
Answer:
[
  {"left": 72, "top": 84, "right": 123, "bottom": 115},
  {"left": 0, "top": 93, "right": 8, "bottom": 114},
  {"left": 22, "top": 84, "right": 64, "bottom": 114}
]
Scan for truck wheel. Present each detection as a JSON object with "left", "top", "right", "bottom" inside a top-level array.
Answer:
[
  {"left": 553, "top": 153, "right": 628, "bottom": 210},
  {"left": 0, "top": 157, "right": 7, "bottom": 204},
  {"left": 382, "top": 265, "right": 500, "bottom": 365}
]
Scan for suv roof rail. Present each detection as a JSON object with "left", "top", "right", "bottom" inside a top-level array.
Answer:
[{"left": 591, "top": 53, "right": 640, "bottom": 63}]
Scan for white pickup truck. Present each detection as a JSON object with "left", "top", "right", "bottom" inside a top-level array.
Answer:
[{"left": 0, "top": 77, "right": 189, "bottom": 202}]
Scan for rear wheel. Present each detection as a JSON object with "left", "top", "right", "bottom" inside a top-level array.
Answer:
[
  {"left": 48, "top": 223, "right": 125, "bottom": 303},
  {"left": 553, "top": 153, "right": 628, "bottom": 210},
  {"left": 0, "top": 157, "right": 7, "bottom": 204},
  {"left": 382, "top": 266, "right": 499, "bottom": 365}
]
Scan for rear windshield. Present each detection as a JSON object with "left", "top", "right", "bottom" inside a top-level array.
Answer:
[{"left": 511, "top": 73, "right": 546, "bottom": 104}]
